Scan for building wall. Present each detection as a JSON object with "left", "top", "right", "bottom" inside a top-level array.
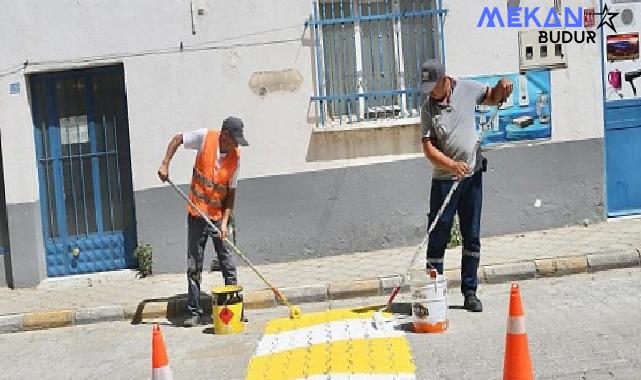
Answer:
[
  {"left": 443, "top": 0, "right": 604, "bottom": 142},
  {"left": 0, "top": 0, "right": 607, "bottom": 283},
  {"left": 145, "top": 138, "right": 605, "bottom": 272},
  {"left": 0, "top": 136, "right": 11, "bottom": 287}
]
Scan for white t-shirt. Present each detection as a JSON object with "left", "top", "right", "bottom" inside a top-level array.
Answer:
[{"left": 182, "top": 128, "right": 239, "bottom": 188}]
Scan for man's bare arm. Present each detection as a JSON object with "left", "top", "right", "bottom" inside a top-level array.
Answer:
[
  {"left": 483, "top": 77, "right": 513, "bottom": 106},
  {"left": 158, "top": 134, "right": 183, "bottom": 182},
  {"left": 422, "top": 138, "right": 468, "bottom": 179},
  {"left": 220, "top": 189, "right": 236, "bottom": 240}
]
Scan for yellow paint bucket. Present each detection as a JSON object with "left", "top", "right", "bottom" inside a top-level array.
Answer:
[{"left": 212, "top": 285, "right": 244, "bottom": 335}]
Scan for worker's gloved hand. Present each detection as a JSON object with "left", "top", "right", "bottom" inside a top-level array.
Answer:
[
  {"left": 449, "top": 161, "right": 469, "bottom": 180},
  {"left": 157, "top": 163, "right": 169, "bottom": 182}
]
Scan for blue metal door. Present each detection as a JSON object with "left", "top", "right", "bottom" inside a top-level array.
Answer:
[
  {"left": 604, "top": 99, "right": 641, "bottom": 216},
  {"left": 30, "top": 65, "right": 137, "bottom": 277}
]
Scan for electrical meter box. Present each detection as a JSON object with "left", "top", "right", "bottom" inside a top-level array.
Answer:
[
  {"left": 611, "top": 1, "right": 638, "bottom": 30},
  {"left": 518, "top": 29, "right": 568, "bottom": 72}
]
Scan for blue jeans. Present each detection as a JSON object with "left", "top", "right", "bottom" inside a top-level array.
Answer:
[{"left": 426, "top": 170, "right": 482, "bottom": 295}]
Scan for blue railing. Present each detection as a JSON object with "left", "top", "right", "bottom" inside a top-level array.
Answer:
[{"left": 310, "top": 0, "right": 447, "bottom": 126}]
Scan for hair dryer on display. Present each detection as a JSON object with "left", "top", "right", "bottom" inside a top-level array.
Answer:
[{"left": 625, "top": 70, "right": 641, "bottom": 97}]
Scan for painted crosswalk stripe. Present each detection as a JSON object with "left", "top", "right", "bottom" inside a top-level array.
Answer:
[
  {"left": 263, "top": 307, "right": 388, "bottom": 334},
  {"left": 302, "top": 375, "right": 416, "bottom": 380},
  {"left": 245, "top": 308, "right": 416, "bottom": 380},
  {"left": 247, "top": 337, "right": 415, "bottom": 379},
  {"left": 256, "top": 318, "right": 404, "bottom": 356}
]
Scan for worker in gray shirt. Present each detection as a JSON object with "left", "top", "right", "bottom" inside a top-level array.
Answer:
[{"left": 420, "top": 60, "right": 512, "bottom": 312}]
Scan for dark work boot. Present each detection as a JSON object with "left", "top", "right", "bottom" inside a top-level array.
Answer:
[
  {"left": 183, "top": 314, "right": 201, "bottom": 327},
  {"left": 464, "top": 292, "right": 483, "bottom": 312}
]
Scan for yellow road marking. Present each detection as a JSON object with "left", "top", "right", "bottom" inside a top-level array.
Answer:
[
  {"left": 264, "top": 306, "right": 391, "bottom": 334},
  {"left": 246, "top": 337, "right": 415, "bottom": 380}
]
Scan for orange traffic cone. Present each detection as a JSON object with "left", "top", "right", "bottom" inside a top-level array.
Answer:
[
  {"left": 503, "top": 283, "right": 534, "bottom": 380},
  {"left": 152, "top": 324, "right": 174, "bottom": 380}
]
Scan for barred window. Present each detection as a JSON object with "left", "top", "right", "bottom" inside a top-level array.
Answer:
[{"left": 311, "top": 0, "right": 446, "bottom": 126}]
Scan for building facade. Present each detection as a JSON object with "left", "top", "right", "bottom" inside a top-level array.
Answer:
[{"left": 1, "top": 0, "right": 638, "bottom": 288}]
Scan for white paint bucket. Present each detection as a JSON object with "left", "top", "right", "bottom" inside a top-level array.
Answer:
[{"left": 412, "top": 269, "right": 448, "bottom": 333}]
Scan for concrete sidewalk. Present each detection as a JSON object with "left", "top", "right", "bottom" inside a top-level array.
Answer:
[{"left": 0, "top": 218, "right": 639, "bottom": 333}]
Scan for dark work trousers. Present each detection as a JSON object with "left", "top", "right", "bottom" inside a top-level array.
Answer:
[
  {"left": 426, "top": 170, "right": 482, "bottom": 296},
  {"left": 187, "top": 214, "right": 237, "bottom": 317}
]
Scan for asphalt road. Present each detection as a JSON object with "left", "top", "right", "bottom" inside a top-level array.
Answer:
[{"left": 1, "top": 268, "right": 640, "bottom": 379}]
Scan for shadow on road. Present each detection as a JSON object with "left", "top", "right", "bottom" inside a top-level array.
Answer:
[{"left": 130, "top": 292, "right": 213, "bottom": 327}]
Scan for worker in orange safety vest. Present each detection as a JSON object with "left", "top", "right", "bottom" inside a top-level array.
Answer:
[{"left": 158, "top": 117, "right": 249, "bottom": 327}]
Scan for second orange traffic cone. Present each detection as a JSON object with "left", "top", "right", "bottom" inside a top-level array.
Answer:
[
  {"left": 503, "top": 283, "right": 534, "bottom": 380},
  {"left": 152, "top": 324, "right": 174, "bottom": 380}
]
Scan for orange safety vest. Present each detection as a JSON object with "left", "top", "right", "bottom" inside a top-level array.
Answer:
[{"left": 187, "top": 130, "right": 239, "bottom": 220}]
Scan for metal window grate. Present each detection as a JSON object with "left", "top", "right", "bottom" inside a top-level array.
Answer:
[
  {"left": 30, "top": 66, "right": 137, "bottom": 276},
  {"left": 310, "top": 0, "right": 447, "bottom": 127}
]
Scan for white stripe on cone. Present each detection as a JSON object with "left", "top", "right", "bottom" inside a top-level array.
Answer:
[
  {"left": 152, "top": 366, "right": 174, "bottom": 380},
  {"left": 506, "top": 316, "right": 527, "bottom": 335}
]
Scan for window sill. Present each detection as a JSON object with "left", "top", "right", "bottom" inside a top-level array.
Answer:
[{"left": 313, "top": 117, "right": 421, "bottom": 133}]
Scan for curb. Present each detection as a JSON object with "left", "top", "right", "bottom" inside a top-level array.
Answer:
[
  {"left": 483, "top": 261, "right": 536, "bottom": 284},
  {"left": 281, "top": 285, "right": 327, "bottom": 304},
  {"left": 587, "top": 250, "right": 640, "bottom": 272},
  {"left": 328, "top": 279, "right": 380, "bottom": 300},
  {"left": 2, "top": 250, "right": 640, "bottom": 334},
  {"left": 534, "top": 256, "right": 588, "bottom": 277},
  {"left": 75, "top": 305, "right": 125, "bottom": 325},
  {"left": 23, "top": 310, "right": 73, "bottom": 331},
  {"left": 0, "top": 315, "right": 24, "bottom": 334}
]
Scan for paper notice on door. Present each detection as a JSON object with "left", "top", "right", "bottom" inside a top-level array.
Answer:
[{"left": 60, "top": 115, "right": 89, "bottom": 145}]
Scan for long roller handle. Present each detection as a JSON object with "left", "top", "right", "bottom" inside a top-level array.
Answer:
[{"left": 166, "top": 179, "right": 294, "bottom": 310}]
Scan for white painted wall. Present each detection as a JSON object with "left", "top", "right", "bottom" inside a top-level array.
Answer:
[
  {"left": 0, "top": 0, "right": 320, "bottom": 201},
  {"left": 0, "top": 74, "right": 40, "bottom": 204},
  {"left": 0, "top": 0, "right": 606, "bottom": 204},
  {"left": 443, "top": 0, "right": 605, "bottom": 142}
]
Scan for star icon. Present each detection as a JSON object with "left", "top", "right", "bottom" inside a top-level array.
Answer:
[{"left": 595, "top": 4, "right": 620, "bottom": 33}]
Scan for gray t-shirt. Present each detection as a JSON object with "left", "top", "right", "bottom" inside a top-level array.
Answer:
[{"left": 420, "top": 79, "right": 488, "bottom": 180}]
